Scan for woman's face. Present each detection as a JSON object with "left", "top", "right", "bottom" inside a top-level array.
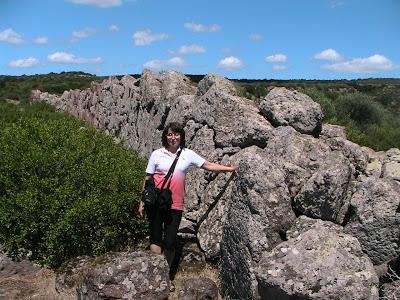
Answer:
[{"left": 166, "top": 128, "right": 181, "bottom": 149}]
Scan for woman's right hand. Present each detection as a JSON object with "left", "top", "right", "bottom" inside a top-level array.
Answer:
[{"left": 138, "top": 201, "right": 145, "bottom": 217}]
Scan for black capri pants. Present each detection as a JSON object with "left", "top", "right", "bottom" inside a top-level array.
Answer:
[{"left": 145, "top": 206, "right": 182, "bottom": 251}]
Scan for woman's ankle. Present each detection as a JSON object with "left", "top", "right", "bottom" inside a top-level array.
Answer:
[{"left": 149, "top": 244, "right": 162, "bottom": 254}]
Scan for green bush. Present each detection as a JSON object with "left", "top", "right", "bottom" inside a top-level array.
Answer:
[
  {"left": 345, "top": 118, "right": 400, "bottom": 151},
  {"left": 335, "top": 93, "right": 385, "bottom": 125},
  {"left": 0, "top": 102, "right": 147, "bottom": 268}
]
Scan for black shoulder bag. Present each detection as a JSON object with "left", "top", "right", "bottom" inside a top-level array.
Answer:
[{"left": 142, "top": 150, "right": 182, "bottom": 211}]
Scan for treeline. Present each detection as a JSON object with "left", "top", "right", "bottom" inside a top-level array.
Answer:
[
  {"left": 0, "top": 101, "right": 147, "bottom": 267},
  {"left": 0, "top": 72, "right": 108, "bottom": 102}
]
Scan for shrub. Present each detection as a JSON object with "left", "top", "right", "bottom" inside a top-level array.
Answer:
[
  {"left": 0, "top": 102, "right": 147, "bottom": 268},
  {"left": 335, "top": 93, "right": 385, "bottom": 125}
]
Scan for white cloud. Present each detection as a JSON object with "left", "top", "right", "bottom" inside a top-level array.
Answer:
[
  {"left": 169, "top": 44, "right": 206, "bottom": 55},
  {"left": 331, "top": 0, "right": 345, "bottom": 8},
  {"left": 48, "top": 52, "right": 103, "bottom": 64},
  {"left": 323, "top": 54, "right": 396, "bottom": 73},
  {"left": 72, "top": 27, "right": 97, "bottom": 38},
  {"left": 217, "top": 56, "right": 243, "bottom": 70},
  {"left": 33, "top": 37, "right": 48, "bottom": 44},
  {"left": 67, "top": 0, "right": 122, "bottom": 8},
  {"left": 0, "top": 28, "right": 25, "bottom": 44},
  {"left": 314, "top": 48, "right": 343, "bottom": 61},
  {"left": 250, "top": 33, "right": 263, "bottom": 41},
  {"left": 265, "top": 53, "right": 287, "bottom": 63},
  {"left": 272, "top": 65, "right": 287, "bottom": 71},
  {"left": 143, "top": 57, "right": 187, "bottom": 71},
  {"left": 9, "top": 57, "right": 40, "bottom": 68},
  {"left": 184, "top": 22, "right": 221, "bottom": 32},
  {"left": 109, "top": 25, "right": 119, "bottom": 32},
  {"left": 133, "top": 30, "right": 169, "bottom": 46}
]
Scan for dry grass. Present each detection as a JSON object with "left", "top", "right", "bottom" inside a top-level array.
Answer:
[
  {"left": 168, "top": 263, "right": 222, "bottom": 300},
  {"left": 0, "top": 268, "right": 76, "bottom": 300}
]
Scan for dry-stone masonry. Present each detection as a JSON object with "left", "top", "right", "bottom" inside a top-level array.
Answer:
[{"left": 32, "top": 70, "right": 400, "bottom": 299}]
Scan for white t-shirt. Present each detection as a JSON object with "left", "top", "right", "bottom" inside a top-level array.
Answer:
[{"left": 145, "top": 147, "right": 206, "bottom": 210}]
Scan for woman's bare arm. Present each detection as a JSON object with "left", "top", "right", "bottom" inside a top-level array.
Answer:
[{"left": 201, "top": 161, "right": 236, "bottom": 172}]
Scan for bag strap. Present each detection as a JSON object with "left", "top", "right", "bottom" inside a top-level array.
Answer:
[{"left": 160, "top": 149, "right": 182, "bottom": 190}]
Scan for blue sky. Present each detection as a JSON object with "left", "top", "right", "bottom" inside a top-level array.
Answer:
[{"left": 1, "top": 0, "right": 399, "bottom": 79}]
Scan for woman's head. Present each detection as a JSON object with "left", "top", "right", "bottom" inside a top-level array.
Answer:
[{"left": 162, "top": 122, "right": 186, "bottom": 149}]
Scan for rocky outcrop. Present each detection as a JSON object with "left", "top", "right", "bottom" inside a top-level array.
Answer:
[
  {"left": 260, "top": 87, "right": 323, "bottom": 136},
  {"left": 31, "top": 70, "right": 400, "bottom": 300}
]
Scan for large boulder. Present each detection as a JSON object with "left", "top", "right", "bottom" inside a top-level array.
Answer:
[
  {"left": 256, "top": 217, "right": 379, "bottom": 300},
  {"left": 196, "top": 154, "right": 241, "bottom": 259},
  {"left": 75, "top": 251, "right": 170, "bottom": 300},
  {"left": 344, "top": 177, "right": 400, "bottom": 265},
  {"left": 263, "top": 126, "right": 337, "bottom": 197},
  {"left": 220, "top": 146, "right": 296, "bottom": 300},
  {"left": 293, "top": 155, "right": 353, "bottom": 224},
  {"left": 260, "top": 87, "right": 323, "bottom": 136},
  {"left": 192, "top": 87, "right": 274, "bottom": 148},
  {"left": 196, "top": 73, "right": 237, "bottom": 96}
]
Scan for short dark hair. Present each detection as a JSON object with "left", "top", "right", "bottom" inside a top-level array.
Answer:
[{"left": 162, "top": 122, "right": 186, "bottom": 148}]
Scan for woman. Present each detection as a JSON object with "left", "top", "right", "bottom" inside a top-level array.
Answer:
[{"left": 138, "top": 122, "right": 235, "bottom": 271}]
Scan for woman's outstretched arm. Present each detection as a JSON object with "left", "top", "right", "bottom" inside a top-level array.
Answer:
[{"left": 201, "top": 161, "right": 236, "bottom": 173}]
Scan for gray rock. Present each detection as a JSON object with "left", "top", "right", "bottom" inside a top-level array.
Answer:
[
  {"left": 320, "top": 123, "right": 346, "bottom": 139},
  {"left": 387, "top": 148, "right": 400, "bottom": 159},
  {"left": 256, "top": 220, "right": 379, "bottom": 300},
  {"left": 0, "top": 249, "right": 41, "bottom": 278},
  {"left": 324, "top": 137, "right": 368, "bottom": 173},
  {"left": 56, "top": 255, "right": 94, "bottom": 295},
  {"left": 260, "top": 87, "right": 323, "bottom": 136},
  {"left": 344, "top": 177, "right": 400, "bottom": 265},
  {"left": 197, "top": 171, "right": 236, "bottom": 259},
  {"left": 286, "top": 215, "right": 343, "bottom": 240},
  {"left": 76, "top": 251, "right": 170, "bottom": 300},
  {"left": 363, "top": 147, "right": 385, "bottom": 177},
  {"left": 197, "top": 73, "right": 237, "bottom": 96},
  {"left": 178, "top": 217, "right": 196, "bottom": 236},
  {"left": 192, "top": 87, "right": 273, "bottom": 148},
  {"left": 263, "top": 126, "right": 334, "bottom": 197},
  {"left": 293, "top": 156, "right": 353, "bottom": 223},
  {"left": 220, "top": 146, "right": 296, "bottom": 300},
  {"left": 382, "top": 149, "right": 400, "bottom": 181},
  {"left": 139, "top": 69, "right": 196, "bottom": 108},
  {"left": 179, "top": 277, "right": 218, "bottom": 300}
]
